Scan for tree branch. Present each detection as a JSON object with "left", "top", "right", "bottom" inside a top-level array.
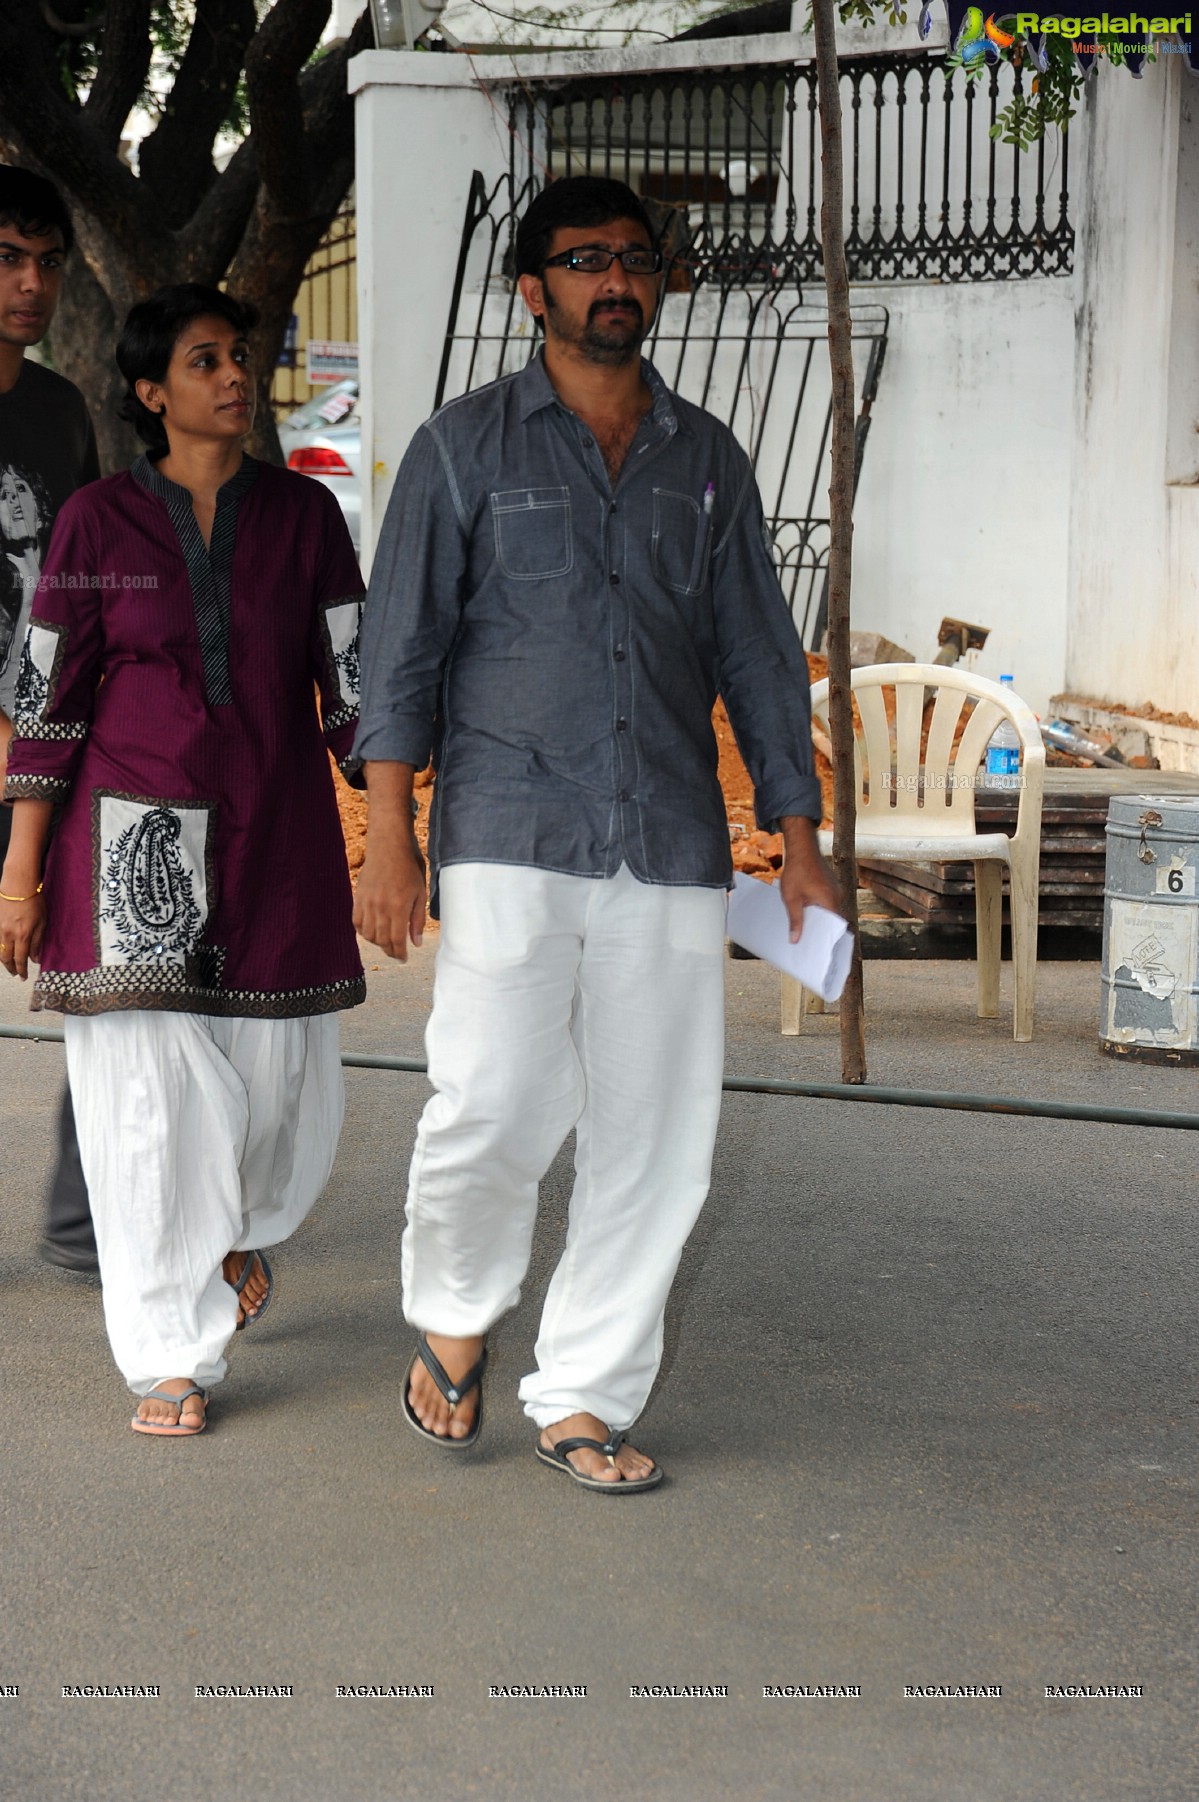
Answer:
[
  {"left": 2, "top": 1, "right": 369, "bottom": 472},
  {"left": 298, "top": 6, "right": 373, "bottom": 147},
  {"left": 39, "top": 0, "right": 93, "bottom": 39},
  {"left": 176, "top": 133, "right": 259, "bottom": 281},
  {"left": 244, "top": 0, "right": 332, "bottom": 219},
  {"left": 0, "top": 9, "right": 169, "bottom": 283},
  {"left": 83, "top": 0, "right": 154, "bottom": 150},
  {"left": 138, "top": 0, "right": 258, "bottom": 226},
  {"left": 5, "top": 0, "right": 76, "bottom": 95}
]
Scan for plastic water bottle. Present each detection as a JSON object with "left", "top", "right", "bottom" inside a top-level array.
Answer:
[{"left": 983, "top": 674, "right": 1021, "bottom": 790}]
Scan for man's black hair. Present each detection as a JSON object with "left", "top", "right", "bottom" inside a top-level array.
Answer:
[
  {"left": 0, "top": 166, "right": 74, "bottom": 255},
  {"left": 514, "top": 176, "right": 656, "bottom": 279},
  {"left": 116, "top": 284, "right": 258, "bottom": 454}
]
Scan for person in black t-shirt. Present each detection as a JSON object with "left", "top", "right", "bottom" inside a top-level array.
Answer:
[{"left": 0, "top": 167, "right": 100, "bottom": 1273}]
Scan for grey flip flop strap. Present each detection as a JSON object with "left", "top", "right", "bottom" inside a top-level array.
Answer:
[
  {"left": 143, "top": 1382, "right": 206, "bottom": 1412},
  {"left": 415, "top": 1331, "right": 488, "bottom": 1406}
]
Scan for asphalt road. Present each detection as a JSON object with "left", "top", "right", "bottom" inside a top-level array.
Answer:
[{"left": 1, "top": 944, "right": 1195, "bottom": 1802}]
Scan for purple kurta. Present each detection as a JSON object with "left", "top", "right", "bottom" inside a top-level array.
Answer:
[{"left": 4, "top": 456, "right": 366, "bottom": 1019}]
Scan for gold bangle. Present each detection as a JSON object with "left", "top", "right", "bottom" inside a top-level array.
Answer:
[{"left": 0, "top": 881, "right": 43, "bottom": 902}]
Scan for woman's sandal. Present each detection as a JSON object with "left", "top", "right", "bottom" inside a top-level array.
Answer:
[
  {"left": 401, "top": 1331, "right": 488, "bottom": 1450},
  {"left": 535, "top": 1428, "right": 663, "bottom": 1493},
  {"left": 228, "top": 1250, "right": 274, "bottom": 1331},
  {"left": 131, "top": 1382, "right": 208, "bottom": 1438}
]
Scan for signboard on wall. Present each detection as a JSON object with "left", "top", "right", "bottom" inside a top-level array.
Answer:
[{"left": 307, "top": 340, "right": 359, "bottom": 384}]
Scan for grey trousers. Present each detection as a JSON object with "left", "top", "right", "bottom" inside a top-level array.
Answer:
[
  {"left": 0, "top": 801, "right": 94, "bottom": 1253},
  {"left": 45, "top": 1084, "right": 95, "bottom": 1255}
]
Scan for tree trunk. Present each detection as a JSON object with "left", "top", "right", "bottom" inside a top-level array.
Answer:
[
  {"left": 49, "top": 254, "right": 141, "bottom": 474},
  {"left": 811, "top": 0, "right": 867, "bottom": 1084},
  {"left": 0, "top": 4, "right": 372, "bottom": 474}
]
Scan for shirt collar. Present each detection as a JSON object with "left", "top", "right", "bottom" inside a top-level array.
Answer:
[
  {"left": 132, "top": 452, "right": 258, "bottom": 508},
  {"left": 514, "top": 349, "right": 692, "bottom": 439}
]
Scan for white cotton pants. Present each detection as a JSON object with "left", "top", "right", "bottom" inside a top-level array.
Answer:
[
  {"left": 404, "top": 862, "right": 727, "bottom": 1432},
  {"left": 64, "top": 1011, "right": 344, "bottom": 1396}
]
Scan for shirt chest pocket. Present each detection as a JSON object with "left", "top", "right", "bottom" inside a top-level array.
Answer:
[
  {"left": 491, "top": 487, "right": 573, "bottom": 580},
  {"left": 651, "top": 489, "right": 712, "bottom": 596}
]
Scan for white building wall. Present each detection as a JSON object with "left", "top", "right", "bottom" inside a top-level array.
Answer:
[
  {"left": 848, "top": 278, "right": 1073, "bottom": 705},
  {"left": 1067, "top": 55, "right": 1199, "bottom": 715}
]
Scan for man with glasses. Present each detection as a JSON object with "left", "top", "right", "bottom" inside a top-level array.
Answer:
[{"left": 355, "top": 176, "right": 837, "bottom": 1491}]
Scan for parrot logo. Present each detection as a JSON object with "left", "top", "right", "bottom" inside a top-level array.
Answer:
[{"left": 954, "top": 7, "right": 1018, "bottom": 60}]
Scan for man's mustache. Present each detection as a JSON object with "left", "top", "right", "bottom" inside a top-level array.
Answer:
[{"left": 588, "top": 299, "right": 642, "bottom": 324}]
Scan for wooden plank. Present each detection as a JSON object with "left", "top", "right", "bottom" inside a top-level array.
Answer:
[
  {"left": 860, "top": 868, "right": 1106, "bottom": 909},
  {"left": 854, "top": 769, "right": 1199, "bottom": 926},
  {"left": 858, "top": 859, "right": 1108, "bottom": 896},
  {"left": 861, "top": 874, "right": 1102, "bottom": 927}
]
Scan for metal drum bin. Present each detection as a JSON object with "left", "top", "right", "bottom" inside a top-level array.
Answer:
[{"left": 1101, "top": 794, "right": 1199, "bottom": 1064}]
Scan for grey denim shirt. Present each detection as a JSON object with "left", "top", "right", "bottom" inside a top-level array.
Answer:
[{"left": 355, "top": 353, "right": 821, "bottom": 911}]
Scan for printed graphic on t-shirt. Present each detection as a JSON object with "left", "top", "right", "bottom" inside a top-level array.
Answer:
[{"left": 0, "top": 461, "right": 52, "bottom": 677}]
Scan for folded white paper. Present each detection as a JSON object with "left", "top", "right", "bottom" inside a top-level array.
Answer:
[{"left": 726, "top": 873, "right": 853, "bottom": 1002}]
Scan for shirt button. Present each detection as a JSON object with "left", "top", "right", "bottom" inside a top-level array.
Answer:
[
  {"left": 581, "top": 435, "right": 593, "bottom": 449},
  {"left": 618, "top": 789, "right": 631, "bottom": 802},
  {"left": 616, "top": 718, "right": 627, "bottom": 732},
  {"left": 610, "top": 572, "right": 620, "bottom": 585},
  {"left": 609, "top": 502, "right": 617, "bottom": 514},
  {"left": 614, "top": 647, "right": 626, "bottom": 661}
]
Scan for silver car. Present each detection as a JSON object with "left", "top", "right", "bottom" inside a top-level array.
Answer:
[{"left": 277, "top": 379, "right": 362, "bottom": 552}]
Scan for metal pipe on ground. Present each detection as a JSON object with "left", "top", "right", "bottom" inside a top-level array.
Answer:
[{"left": 2, "top": 1022, "right": 1196, "bottom": 1134}]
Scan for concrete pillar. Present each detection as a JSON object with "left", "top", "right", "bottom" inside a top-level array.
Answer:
[
  {"left": 1067, "top": 55, "right": 1199, "bottom": 714},
  {"left": 349, "top": 51, "right": 504, "bottom": 566}
]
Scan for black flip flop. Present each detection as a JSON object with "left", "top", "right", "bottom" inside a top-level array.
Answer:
[
  {"left": 401, "top": 1330, "right": 488, "bottom": 1450},
  {"left": 535, "top": 1429, "right": 663, "bottom": 1493}
]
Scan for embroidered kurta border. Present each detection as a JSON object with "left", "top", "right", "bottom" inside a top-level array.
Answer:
[
  {"left": 3, "top": 773, "right": 72, "bottom": 801},
  {"left": 32, "top": 968, "right": 366, "bottom": 1019},
  {"left": 323, "top": 704, "right": 358, "bottom": 736},
  {"left": 9, "top": 719, "right": 88, "bottom": 743}
]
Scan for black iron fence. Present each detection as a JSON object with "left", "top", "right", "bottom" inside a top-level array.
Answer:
[{"left": 513, "top": 50, "right": 1071, "bottom": 284}]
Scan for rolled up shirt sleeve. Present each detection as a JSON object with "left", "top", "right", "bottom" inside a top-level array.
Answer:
[
  {"left": 712, "top": 451, "right": 823, "bottom": 832},
  {"left": 353, "top": 425, "right": 468, "bottom": 769}
]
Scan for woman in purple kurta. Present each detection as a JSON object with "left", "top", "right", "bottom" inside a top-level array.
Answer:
[
  {"left": 8, "top": 453, "right": 364, "bottom": 1014},
  {"left": 0, "top": 285, "right": 365, "bottom": 1436}
]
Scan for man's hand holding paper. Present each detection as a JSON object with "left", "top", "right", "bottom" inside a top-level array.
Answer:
[{"left": 727, "top": 834, "right": 853, "bottom": 1003}]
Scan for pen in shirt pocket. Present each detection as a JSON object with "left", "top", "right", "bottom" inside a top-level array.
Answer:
[{"left": 703, "top": 482, "right": 715, "bottom": 516}]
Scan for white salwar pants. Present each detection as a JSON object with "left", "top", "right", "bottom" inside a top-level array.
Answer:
[
  {"left": 64, "top": 1011, "right": 344, "bottom": 1396},
  {"left": 404, "top": 862, "right": 727, "bottom": 1432}
]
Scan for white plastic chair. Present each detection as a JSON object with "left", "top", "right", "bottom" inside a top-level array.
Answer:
[{"left": 783, "top": 663, "right": 1045, "bottom": 1041}]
